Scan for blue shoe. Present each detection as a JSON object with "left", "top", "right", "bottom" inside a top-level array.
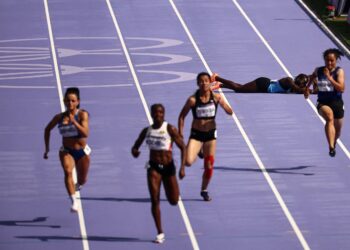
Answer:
[{"left": 200, "top": 190, "right": 212, "bottom": 201}]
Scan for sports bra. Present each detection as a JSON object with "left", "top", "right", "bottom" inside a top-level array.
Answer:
[
  {"left": 58, "top": 110, "right": 82, "bottom": 138},
  {"left": 316, "top": 66, "right": 342, "bottom": 102},
  {"left": 145, "top": 121, "right": 172, "bottom": 151},
  {"left": 191, "top": 90, "right": 218, "bottom": 120}
]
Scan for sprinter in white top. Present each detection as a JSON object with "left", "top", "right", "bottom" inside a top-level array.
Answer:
[{"left": 132, "top": 103, "right": 186, "bottom": 244}]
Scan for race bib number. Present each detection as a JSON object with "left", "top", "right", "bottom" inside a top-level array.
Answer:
[{"left": 196, "top": 103, "right": 216, "bottom": 118}]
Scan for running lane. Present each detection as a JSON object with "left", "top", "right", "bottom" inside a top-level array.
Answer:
[
  {"left": 45, "top": 0, "right": 192, "bottom": 249},
  {"left": 109, "top": 0, "right": 311, "bottom": 249},
  {"left": 172, "top": 0, "right": 350, "bottom": 249},
  {"left": 236, "top": 0, "right": 350, "bottom": 157},
  {"left": 0, "top": 1, "right": 83, "bottom": 250}
]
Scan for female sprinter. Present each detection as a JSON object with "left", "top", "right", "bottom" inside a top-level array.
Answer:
[
  {"left": 178, "top": 72, "right": 233, "bottom": 201},
  {"left": 210, "top": 72, "right": 315, "bottom": 94},
  {"left": 44, "top": 87, "right": 91, "bottom": 212},
  {"left": 304, "top": 48, "right": 345, "bottom": 157},
  {"left": 131, "top": 103, "right": 186, "bottom": 244}
]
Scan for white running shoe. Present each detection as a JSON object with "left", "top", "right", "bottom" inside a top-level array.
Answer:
[
  {"left": 70, "top": 201, "right": 79, "bottom": 213},
  {"left": 154, "top": 233, "right": 165, "bottom": 244}
]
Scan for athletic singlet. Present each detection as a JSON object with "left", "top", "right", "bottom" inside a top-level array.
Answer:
[
  {"left": 316, "top": 66, "right": 342, "bottom": 102},
  {"left": 58, "top": 110, "right": 82, "bottom": 138},
  {"left": 267, "top": 80, "right": 291, "bottom": 93},
  {"left": 191, "top": 90, "right": 218, "bottom": 120},
  {"left": 145, "top": 121, "right": 172, "bottom": 151}
]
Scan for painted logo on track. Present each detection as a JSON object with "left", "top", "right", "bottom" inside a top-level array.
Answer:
[{"left": 0, "top": 37, "right": 196, "bottom": 88}]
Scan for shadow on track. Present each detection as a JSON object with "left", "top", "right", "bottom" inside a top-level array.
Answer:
[
  {"left": 0, "top": 217, "right": 61, "bottom": 228},
  {"left": 215, "top": 165, "right": 315, "bottom": 176},
  {"left": 16, "top": 235, "right": 149, "bottom": 243}
]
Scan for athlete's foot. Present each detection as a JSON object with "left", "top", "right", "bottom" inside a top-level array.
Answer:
[
  {"left": 70, "top": 201, "right": 79, "bottom": 213},
  {"left": 154, "top": 233, "right": 165, "bottom": 244},
  {"left": 200, "top": 190, "right": 212, "bottom": 201},
  {"left": 329, "top": 148, "right": 336, "bottom": 157}
]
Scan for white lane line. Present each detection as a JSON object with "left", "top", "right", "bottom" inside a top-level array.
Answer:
[
  {"left": 231, "top": 0, "right": 350, "bottom": 160},
  {"left": 0, "top": 85, "right": 56, "bottom": 89},
  {"left": 105, "top": 0, "right": 151, "bottom": 122},
  {"left": 43, "top": 0, "right": 64, "bottom": 111},
  {"left": 169, "top": 0, "right": 310, "bottom": 249},
  {"left": 43, "top": 1, "right": 90, "bottom": 250},
  {"left": 105, "top": 1, "right": 200, "bottom": 249}
]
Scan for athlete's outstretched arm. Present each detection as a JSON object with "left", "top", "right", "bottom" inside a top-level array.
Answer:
[{"left": 304, "top": 69, "right": 317, "bottom": 99}]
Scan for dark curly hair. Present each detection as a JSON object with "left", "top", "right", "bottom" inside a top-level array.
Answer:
[
  {"left": 294, "top": 74, "right": 309, "bottom": 87},
  {"left": 323, "top": 48, "right": 344, "bottom": 60}
]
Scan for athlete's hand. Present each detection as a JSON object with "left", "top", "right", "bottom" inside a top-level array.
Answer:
[
  {"left": 323, "top": 67, "right": 331, "bottom": 79},
  {"left": 131, "top": 147, "right": 140, "bottom": 158},
  {"left": 68, "top": 113, "right": 76, "bottom": 123},
  {"left": 211, "top": 73, "right": 218, "bottom": 82},
  {"left": 179, "top": 167, "right": 185, "bottom": 180},
  {"left": 304, "top": 88, "right": 310, "bottom": 99}
]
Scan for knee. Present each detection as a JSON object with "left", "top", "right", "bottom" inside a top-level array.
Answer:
[
  {"left": 204, "top": 155, "right": 214, "bottom": 168},
  {"left": 185, "top": 156, "right": 194, "bottom": 166},
  {"left": 322, "top": 112, "right": 334, "bottom": 123},
  {"left": 79, "top": 178, "right": 87, "bottom": 185},
  {"left": 185, "top": 160, "right": 192, "bottom": 167},
  {"left": 169, "top": 198, "right": 178, "bottom": 206}
]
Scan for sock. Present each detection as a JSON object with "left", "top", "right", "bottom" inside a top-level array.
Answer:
[{"left": 70, "top": 194, "right": 76, "bottom": 204}]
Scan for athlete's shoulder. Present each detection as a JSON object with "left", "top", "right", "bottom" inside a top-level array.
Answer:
[
  {"left": 187, "top": 95, "right": 196, "bottom": 105},
  {"left": 167, "top": 123, "right": 179, "bottom": 137}
]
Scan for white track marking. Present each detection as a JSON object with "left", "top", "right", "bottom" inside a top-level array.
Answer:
[
  {"left": 231, "top": 0, "right": 349, "bottom": 160},
  {"left": 43, "top": 1, "right": 89, "bottom": 249},
  {"left": 43, "top": 0, "right": 64, "bottom": 111},
  {"left": 105, "top": 1, "right": 199, "bottom": 249},
  {"left": 169, "top": 0, "right": 310, "bottom": 249}
]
